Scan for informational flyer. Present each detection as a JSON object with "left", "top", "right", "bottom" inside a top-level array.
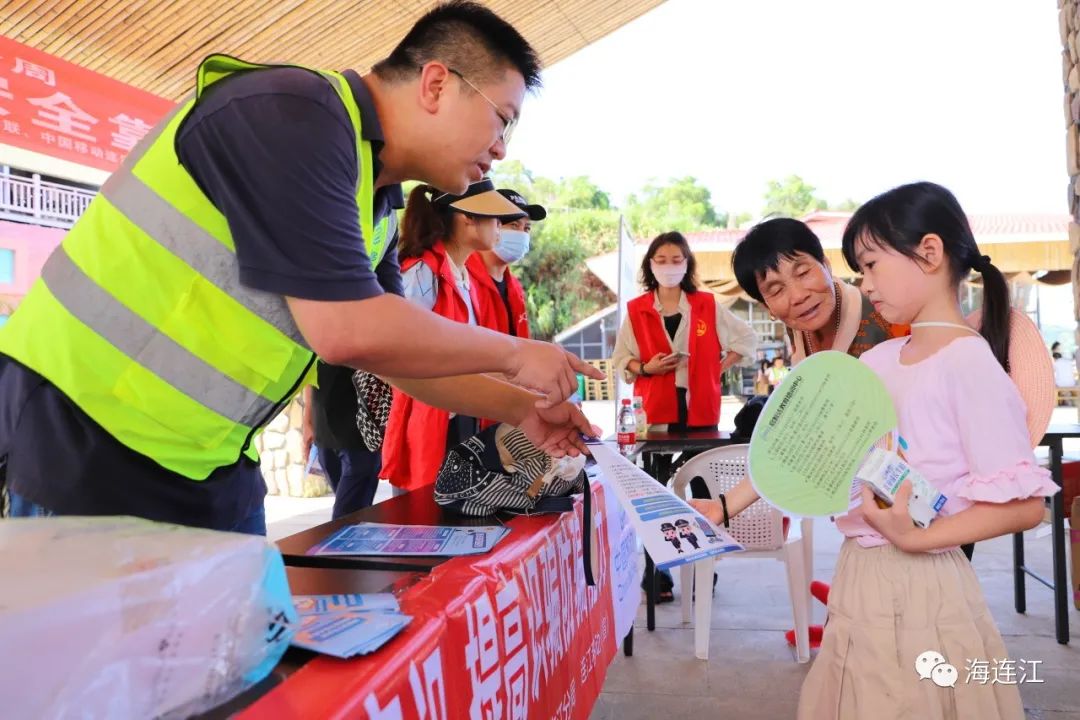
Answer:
[
  {"left": 293, "top": 593, "right": 399, "bottom": 616},
  {"left": 306, "top": 523, "right": 509, "bottom": 557},
  {"left": 748, "top": 351, "right": 897, "bottom": 517},
  {"left": 290, "top": 610, "right": 412, "bottom": 658},
  {"left": 304, "top": 445, "right": 327, "bottom": 483},
  {"left": 589, "top": 443, "right": 743, "bottom": 571}
]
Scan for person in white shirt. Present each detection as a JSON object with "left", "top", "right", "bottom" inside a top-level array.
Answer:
[
  {"left": 1052, "top": 343, "right": 1076, "bottom": 388},
  {"left": 612, "top": 230, "right": 757, "bottom": 601},
  {"left": 612, "top": 231, "right": 757, "bottom": 433}
]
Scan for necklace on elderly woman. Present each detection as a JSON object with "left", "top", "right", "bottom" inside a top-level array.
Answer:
[{"left": 802, "top": 284, "right": 842, "bottom": 356}]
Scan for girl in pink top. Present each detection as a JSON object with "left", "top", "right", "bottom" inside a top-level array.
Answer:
[{"left": 798, "top": 182, "right": 1058, "bottom": 720}]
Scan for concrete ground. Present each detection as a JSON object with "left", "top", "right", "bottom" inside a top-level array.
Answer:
[
  {"left": 588, "top": 519, "right": 1080, "bottom": 720},
  {"left": 266, "top": 402, "right": 1080, "bottom": 719}
]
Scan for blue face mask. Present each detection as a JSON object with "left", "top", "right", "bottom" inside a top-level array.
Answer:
[{"left": 493, "top": 229, "right": 530, "bottom": 264}]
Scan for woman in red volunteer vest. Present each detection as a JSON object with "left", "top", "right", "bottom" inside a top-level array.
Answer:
[
  {"left": 381, "top": 180, "right": 526, "bottom": 493},
  {"left": 613, "top": 231, "right": 757, "bottom": 432},
  {"left": 466, "top": 187, "right": 544, "bottom": 338}
]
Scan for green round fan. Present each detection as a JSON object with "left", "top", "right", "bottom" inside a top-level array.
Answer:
[{"left": 748, "top": 351, "right": 897, "bottom": 517}]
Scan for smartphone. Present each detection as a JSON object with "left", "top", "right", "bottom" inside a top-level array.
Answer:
[{"left": 669, "top": 351, "right": 690, "bottom": 360}]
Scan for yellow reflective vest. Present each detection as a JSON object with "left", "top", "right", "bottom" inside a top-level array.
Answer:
[{"left": 0, "top": 55, "right": 393, "bottom": 479}]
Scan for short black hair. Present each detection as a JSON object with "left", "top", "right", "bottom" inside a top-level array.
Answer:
[
  {"left": 373, "top": 1, "right": 542, "bottom": 90},
  {"left": 731, "top": 218, "right": 827, "bottom": 303},
  {"left": 640, "top": 231, "right": 699, "bottom": 294}
]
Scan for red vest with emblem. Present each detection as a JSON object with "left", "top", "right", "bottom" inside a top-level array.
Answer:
[
  {"left": 628, "top": 290, "right": 722, "bottom": 426},
  {"left": 466, "top": 254, "right": 531, "bottom": 339},
  {"left": 382, "top": 243, "right": 485, "bottom": 490}
]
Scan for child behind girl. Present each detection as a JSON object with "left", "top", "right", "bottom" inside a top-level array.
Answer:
[{"left": 797, "top": 182, "right": 1058, "bottom": 719}]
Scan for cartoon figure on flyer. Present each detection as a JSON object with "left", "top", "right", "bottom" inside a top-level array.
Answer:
[
  {"left": 675, "top": 518, "right": 700, "bottom": 550},
  {"left": 660, "top": 522, "right": 684, "bottom": 553}
]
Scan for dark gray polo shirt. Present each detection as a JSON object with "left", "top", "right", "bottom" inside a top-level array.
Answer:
[{"left": 0, "top": 67, "right": 402, "bottom": 529}]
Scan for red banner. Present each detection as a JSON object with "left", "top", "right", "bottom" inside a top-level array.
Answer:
[
  {"left": 243, "top": 486, "right": 619, "bottom": 720},
  {"left": 0, "top": 36, "right": 174, "bottom": 173}
]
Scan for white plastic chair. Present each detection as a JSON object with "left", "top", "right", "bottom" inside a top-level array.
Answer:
[{"left": 672, "top": 444, "right": 813, "bottom": 662}]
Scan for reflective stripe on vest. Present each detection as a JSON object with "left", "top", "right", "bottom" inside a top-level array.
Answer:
[
  {"left": 98, "top": 169, "right": 304, "bottom": 344},
  {"left": 0, "top": 55, "right": 383, "bottom": 479},
  {"left": 40, "top": 247, "right": 269, "bottom": 428},
  {"left": 369, "top": 210, "right": 395, "bottom": 267}
]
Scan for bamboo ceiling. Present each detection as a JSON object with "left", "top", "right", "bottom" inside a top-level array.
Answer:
[{"left": 1, "top": 0, "right": 665, "bottom": 101}]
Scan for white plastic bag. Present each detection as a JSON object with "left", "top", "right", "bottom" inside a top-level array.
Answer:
[{"left": 0, "top": 516, "right": 297, "bottom": 719}]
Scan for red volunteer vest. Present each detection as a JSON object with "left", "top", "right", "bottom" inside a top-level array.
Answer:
[
  {"left": 381, "top": 243, "right": 487, "bottom": 490},
  {"left": 628, "top": 290, "right": 723, "bottom": 426},
  {"left": 466, "top": 254, "right": 531, "bottom": 339}
]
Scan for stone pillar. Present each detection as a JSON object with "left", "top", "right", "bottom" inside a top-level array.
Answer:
[
  {"left": 1063, "top": 1, "right": 1080, "bottom": 365},
  {"left": 255, "top": 396, "right": 332, "bottom": 498}
]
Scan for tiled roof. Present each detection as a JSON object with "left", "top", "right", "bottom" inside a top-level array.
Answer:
[{"left": 681, "top": 211, "right": 1070, "bottom": 249}]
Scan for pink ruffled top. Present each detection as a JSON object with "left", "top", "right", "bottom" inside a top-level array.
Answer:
[{"left": 835, "top": 336, "right": 1058, "bottom": 549}]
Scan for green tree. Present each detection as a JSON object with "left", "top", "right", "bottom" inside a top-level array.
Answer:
[
  {"left": 534, "top": 207, "right": 620, "bottom": 254},
  {"left": 493, "top": 162, "right": 609, "bottom": 211},
  {"left": 516, "top": 226, "right": 615, "bottom": 340},
  {"left": 524, "top": 176, "right": 558, "bottom": 207},
  {"left": 555, "top": 176, "right": 611, "bottom": 210},
  {"left": 732, "top": 211, "right": 754, "bottom": 228},
  {"left": 625, "top": 176, "right": 725, "bottom": 237},
  {"left": 486, "top": 164, "right": 621, "bottom": 339},
  {"left": 514, "top": 202, "right": 621, "bottom": 339},
  {"left": 489, "top": 159, "right": 535, "bottom": 196},
  {"left": 485, "top": 167, "right": 738, "bottom": 340},
  {"left": 763, "top": 175, "right": 827, "bottom": 218}
]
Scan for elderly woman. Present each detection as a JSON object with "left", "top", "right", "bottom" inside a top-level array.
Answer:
[
  {"left": 692, "top": 218, "right": 907, "bottom": 523},
  {"left": 690, "top": 217, "right": 912, "bottom": 639}
]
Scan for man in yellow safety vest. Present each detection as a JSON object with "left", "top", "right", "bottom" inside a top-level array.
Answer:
[{"left": 0, "top": 1, "right": 600, "bottom": 533}]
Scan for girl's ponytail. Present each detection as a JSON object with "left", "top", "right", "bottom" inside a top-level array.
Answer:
[
  {"left": 974, "top": 254, "right": 1011, "bottom": 372},
  {"left": 400, "top": 185, "right": 452, "bottom": 260}
]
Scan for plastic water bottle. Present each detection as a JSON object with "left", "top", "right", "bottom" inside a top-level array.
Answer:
[
  {"left": 633, "top": 396, "right": 648, "bottom": 435},
  {"left": 617, "top": 398, "right": 636, "bottom": 456}
]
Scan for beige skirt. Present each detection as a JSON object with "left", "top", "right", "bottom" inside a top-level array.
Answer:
[{"left": 797, "top": 539, "right": 1024, "bottom": 720}]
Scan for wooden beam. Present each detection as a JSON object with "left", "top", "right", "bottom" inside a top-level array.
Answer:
[{"left": 0, "top": 0, "right": 668, "bottom": 101}]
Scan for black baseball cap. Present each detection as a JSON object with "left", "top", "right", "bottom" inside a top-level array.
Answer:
[{"left": 497, "top": 188, "right": 547, "bottom": 221}]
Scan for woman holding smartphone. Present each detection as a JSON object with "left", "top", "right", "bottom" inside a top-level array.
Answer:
[{"left": 613, "top": 231, "right": 757, "bottom": 433}]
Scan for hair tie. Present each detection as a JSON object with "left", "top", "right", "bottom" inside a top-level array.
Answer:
[{"left": 974, "top": 254, "right": 992, "bottom": 272}]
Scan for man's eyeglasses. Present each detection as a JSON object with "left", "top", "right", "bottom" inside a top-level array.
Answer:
[{"left": 448, "top": 67, "right": 517, "bottom": 145}]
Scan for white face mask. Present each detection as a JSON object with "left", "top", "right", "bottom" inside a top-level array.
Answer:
[
  {"left": 651, "top": 261, "right": 687, "bottom": 288},
  {"left": 494, "top": 229, "right": 531, "bottom": 264}
]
